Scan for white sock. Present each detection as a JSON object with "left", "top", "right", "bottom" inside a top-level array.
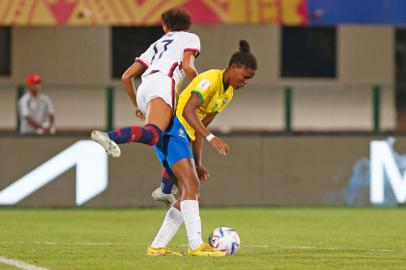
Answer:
[
  {"left": 151, "top": 207, "right": 183, "bottom": 248},
  {"left": 180, "top": 200, "right": 204, "bottom": 250}
]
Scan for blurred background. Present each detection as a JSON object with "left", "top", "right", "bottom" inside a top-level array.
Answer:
[{"left": 1, "top": 0, "right": 406, "bottom": 208}]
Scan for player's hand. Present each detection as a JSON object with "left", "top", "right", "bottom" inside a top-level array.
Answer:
[
  {"left": 135, "top": 108, "right": 145, "bottom": 122},
  {"left": 38, "top": 127, "right": 51, "bottom": 135},
  {"left": 196, "top": 164, "right": 209, "bottom": 182},
  {"left": 209, "top": 137, "right": 229, "bottom": 156},
  {"left": 49, "top": 125, "right": 56, "bottom": 135}
]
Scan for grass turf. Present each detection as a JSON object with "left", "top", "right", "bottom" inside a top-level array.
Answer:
[{"left": 0, "top": 208, "right": 405, "bottom": 270}]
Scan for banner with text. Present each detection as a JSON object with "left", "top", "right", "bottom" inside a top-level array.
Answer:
[{"left": 1, "top": 135, "right": 406, "bottom": 207}]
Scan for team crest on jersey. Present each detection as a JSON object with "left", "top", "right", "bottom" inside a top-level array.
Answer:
[
  {"left": 198, "top": 79, "right": 211, "bottom": 91},
  {"left": 223, "top": 98, "right": 228, "bottom": 104},
  {"left": 178, "top": 128, "right": 186, "bottom": 139}
]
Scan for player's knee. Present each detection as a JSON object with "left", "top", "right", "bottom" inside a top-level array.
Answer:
[
  {"left": 183, "top": 177, "right": 200, "bottom": 194},
  {"left": 144, "top": 124, "right": 162, "bottom": 145}
]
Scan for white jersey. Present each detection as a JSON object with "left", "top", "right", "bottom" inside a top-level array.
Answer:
[
  {"left": 136, "top": 31, "right": 200, "bottom": 89},
  {"left": 19, "top": 92, "right": 54, "bottom": 134}
]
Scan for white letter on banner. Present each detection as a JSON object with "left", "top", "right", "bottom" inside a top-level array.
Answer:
[
  {"left": 370, "top": 140, "right": 406, "bottom": 204},
  {"left": 0, "top": 140, "right": 108, "bottom": 205}
]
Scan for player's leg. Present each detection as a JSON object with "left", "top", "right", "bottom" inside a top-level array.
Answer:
[
  {"left": 147, "top": 196, "right": 183, "bottom": 256},
  {"left": 107, "top": 98, "right": 172, "bottom": 144},
  {"left": 171, "top": 159, "right": 225, "bottom": 256},
  {"left": 170, "top": 158, "right": 201, "bottom": 245},
  {"left": 151, "top": 167, "right": 177, "bottom": 206},
  {"left": 148, "top": 141, "right": 183, "bottom": 256},
  {"left": 92, "top": 98, "right": 171, "bottom": 157},
  {"left": 91, "top": 73, "right": 173, "bottom": 157},
  {"left": 149, "top": 186, "right": 183, "bottom": 254},
  {"left": 150, "top": 182, "right": 184, "bottom": 251}
]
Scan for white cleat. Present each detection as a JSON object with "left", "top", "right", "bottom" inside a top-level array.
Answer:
[
  {"left": 91, "top": 130, "right": 121, "bottom": 158},
  {"left": 171, "top": 185, "right": 179, "bottom": 195},
  {"left": 152, "top": 187, "right": 176, "bottom": 207}
]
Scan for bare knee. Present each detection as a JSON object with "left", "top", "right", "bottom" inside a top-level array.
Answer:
[
  {"left": 171, "top": 159, "right": 200, "bottom": 201},
  {"left": 180, "top": 174, "right": 200, "bottom": 200}
]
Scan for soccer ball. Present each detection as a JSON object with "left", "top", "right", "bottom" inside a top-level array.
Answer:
[{"left": 208, "top": 227, "right": 240, "bottom": 255}]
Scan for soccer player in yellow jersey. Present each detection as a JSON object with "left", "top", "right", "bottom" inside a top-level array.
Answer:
[{"left": 147, "top": 40, "right": 257, "bottom": 256}]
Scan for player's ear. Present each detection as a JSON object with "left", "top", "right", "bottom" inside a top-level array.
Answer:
[
  {"left": 230, "top": 63, "right": 239, "bottom": 70},
  {"left": 162, "top": 23, "right": 169, "bottom": 33}
]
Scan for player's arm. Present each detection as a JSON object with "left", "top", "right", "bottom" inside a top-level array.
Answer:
[
  {"left": 183, "top": 94, "right": 229, "bottom": 155},
  {"left": 122, "top": 61, "right": 145, "bottom": 106},
  {"left": 48, "top": 114, "right": 56, "bottom": 134},
  {"left": 24, "top": 116, "right": 51, "bottom": 135},
  {"left": 46, "top": 97, "right": 56, "bottom": 134},
  {"left": 49, "top": 114, "right": 55, "bottom": 127},
  {"left": 193, "top": 113, "right": 217, "bottom": 165},
  {"left": 182, "top": 51, "right": 198, "bottom": 80},
  {"left": 25, "top": 116, "right": 42, "bottom": 129},
  {"left": 19, "top": 98, "right": 43, "bottom": 131},
  {"left": 122, "top": 61, "right": 146, "bottom": 121},
  {"left": 193, "top": 113, "right": 217, "bottom": 181}
]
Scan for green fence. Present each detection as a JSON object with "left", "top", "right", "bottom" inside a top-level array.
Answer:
[{"left": 11, "top": 84, "right": 385, "bottom": 133}]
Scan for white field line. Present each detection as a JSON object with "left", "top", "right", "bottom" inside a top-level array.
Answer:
[
  {"left": 0, "top": 256, "right": 49, "bottom": 270},
  {"left": 0, "top": 241, "right": 118, "bottom": 246}
]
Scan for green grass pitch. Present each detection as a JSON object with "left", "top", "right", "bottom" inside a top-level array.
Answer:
[{"left": 0, "top": 208, "right": 405, "bottom": 269}]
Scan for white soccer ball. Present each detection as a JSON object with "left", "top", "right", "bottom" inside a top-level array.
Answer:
[{"left": 208, "top": 227, "right": 240, "bottom": 255}]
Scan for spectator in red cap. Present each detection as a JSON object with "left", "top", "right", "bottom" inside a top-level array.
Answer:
[{"left": 18, "top": 74, "right": 56, "bottom": 135}]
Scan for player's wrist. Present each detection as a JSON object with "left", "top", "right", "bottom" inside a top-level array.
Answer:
[
  {"left": 206, "top": 133, "right": 215, "bottom": 142},
  {"left": 195, "top": 161, "right": 202, "bottom": 167}
]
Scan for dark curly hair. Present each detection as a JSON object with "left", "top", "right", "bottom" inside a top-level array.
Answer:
[
  {"left": 228, "top": 40, "right": 257, "bottom": 70},
  {"left": 161, "top": 8, "right": 192, "bottom": 31}
]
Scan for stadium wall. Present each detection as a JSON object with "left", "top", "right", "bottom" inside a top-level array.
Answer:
[
  {"left": 0, "top": 25, "right": 395, "bottom": 131},
  {"left": 0, "top": 135, "right": 404, "bottom": 207},
  {"left": 2, "top": 25, "right": 394, "bottom": 85}
]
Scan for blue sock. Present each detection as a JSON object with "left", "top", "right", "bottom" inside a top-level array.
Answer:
[
  {"left": 161, "top": 168, "right": 174, "bottom": 194},
  {"left": 162, "top": 178, "right": 174, "bottom": 194},
  {"left": 107, "top": 124, "right": 162, "bottom": 145}
]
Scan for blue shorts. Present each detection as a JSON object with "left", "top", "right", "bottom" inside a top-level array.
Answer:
[{"left": 153, "top": 116, "right": 193, "bottom": 176}]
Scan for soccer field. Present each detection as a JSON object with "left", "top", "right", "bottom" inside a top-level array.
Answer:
[{"left": 0, "top": 208, "right": 404, "bottom": 270}]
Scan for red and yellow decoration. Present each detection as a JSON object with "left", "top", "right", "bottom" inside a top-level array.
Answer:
[{"left": 0, "top": 0, "right": 308, "bottom": 26}]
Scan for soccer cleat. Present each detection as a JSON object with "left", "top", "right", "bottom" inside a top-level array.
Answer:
[
  {"left": 91, "top": 130, "right": 121, "bottom": 158},
  {"left": 147, "top": 247, "right": 183, "bottom": 256},
  {"left": 188, "top": 243, "right": 226, "bottom": 257},
  {"left": 151, "top": 187, "right": 176, "bottom": 206},
  {"left": 171, "top": 185, "right": 179, "bottom": 195}
]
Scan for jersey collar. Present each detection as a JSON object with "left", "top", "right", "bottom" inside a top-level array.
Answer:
[{"left": 221, "top": 69, "right": 230, "bottom": 92}]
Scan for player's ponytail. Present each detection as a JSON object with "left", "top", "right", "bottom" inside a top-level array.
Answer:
[
  {"left": 239, "top": 40, "right": 250, "bottom": 53},
  {"left": 229, "top": 40, "right": 257, "bottom": 70}
]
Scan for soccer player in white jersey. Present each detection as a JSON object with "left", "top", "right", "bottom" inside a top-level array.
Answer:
[{"left": 91, "top": 8, "right": 199, "bottom": 156}]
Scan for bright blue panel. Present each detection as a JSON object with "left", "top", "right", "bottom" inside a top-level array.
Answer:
[{"left": 309, "top": 0, "right": 406, "bottom": 25}]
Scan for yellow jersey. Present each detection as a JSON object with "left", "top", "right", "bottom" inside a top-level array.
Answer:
[{"left": 176, "top": 69, "right": 233, "bottom": 141}]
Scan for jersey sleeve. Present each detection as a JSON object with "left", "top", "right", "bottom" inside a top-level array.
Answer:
[
  {"left": 183, "top": 34, "right": 201, "bottom": 57},
  {"left": 135, "top": 43, "right": 156, "bottom": 69},
  {"left": 191, "top": 78, "right": 214, "bottom": 104}
]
